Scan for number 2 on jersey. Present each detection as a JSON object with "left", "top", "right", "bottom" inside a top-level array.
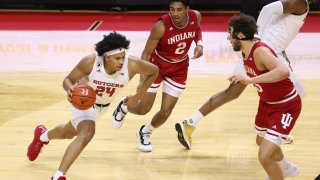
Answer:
[
  {"left": 95, "top": 86, "right": 115, "bottom": 97},
  {"left": 175, "top": 42, "right": 186, "bottom": 54}
]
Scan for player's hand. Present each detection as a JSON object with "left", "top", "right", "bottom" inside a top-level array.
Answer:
[
  {"left": 191, "top": 45, "right": 203, "bottom": 59},
  {"left": 67, "top": 84, "right": 76, "bottom": 102},
  {"left": 124, "top": 95, "right": 139, "bottom": 107},
  {"left": 228, "top": 75, "right": 252, "bottom": 85}
]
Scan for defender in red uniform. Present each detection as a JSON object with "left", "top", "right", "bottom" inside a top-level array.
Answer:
[
  {"left": 227, "top": 14, "right": 301, "bottom": 180},
  {"left": 112, "top": 0, "right": 203, "bottom": 152}
]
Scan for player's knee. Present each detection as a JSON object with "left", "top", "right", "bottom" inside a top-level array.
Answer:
[
  {"left": 136, "top": 106, "right": 152, "bottom": 115},
  {"left": 258, "top": 153, "right": 269, "bottom": 166},
  {"left": 63, "top": 132, "right": 76, "bottom": 139},
  {"left": 258, "top": 148, "right": 272, "bottom": 166},
  {"left": 159, "top": 109, "right": 173, "bottom": 119},
  {"left": 78, "top": 131, "right": 95, "bottom": 146}
]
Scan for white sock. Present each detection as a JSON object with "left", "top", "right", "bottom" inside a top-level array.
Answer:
[
  {"left": 40, "top": 130, "right": 49, "bottom": 142},
  {"left": 121, "top": 103, "right": 128, "bottom": 113},
  {"left": 52, "top": 170, "right": 65, "bottom": 180},
  {"left": 142, "top": 123, "right": 155, "bottom": 134},
  {"left": 188, "top": 111, "right": 204, "bottom": 126}
]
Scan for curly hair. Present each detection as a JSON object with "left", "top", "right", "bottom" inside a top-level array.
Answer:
[
  {"left": 95, "top": 31, "right": 130, "bottom": 56},
  {"left": 228, "top": 14, "right": 257, "bottom": 40},
  {"left": 170, "top": 0, "right": 190, "bottom": 7}
]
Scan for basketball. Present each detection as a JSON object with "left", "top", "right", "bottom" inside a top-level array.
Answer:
[{"left": 70, "top": 83, "right": 96, "bottom": 110}]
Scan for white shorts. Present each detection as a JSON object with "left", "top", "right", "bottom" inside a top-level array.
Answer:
[
  {"left": 147, "top": 80, "right": 183, "bottom": 98},
  {"left": 256, "top": 130, "right": 282, "bottom": 146},
  {"left": 70, "top": 104, "right": 109, "bottom": 130}
]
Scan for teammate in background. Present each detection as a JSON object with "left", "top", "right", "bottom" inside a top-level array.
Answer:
[
  {"left": 175, "top": 0, "right": 311, "bottom": 150},
  {"left": 27, "top": 32, "right": 158, "bottom": 180},
  {"left": 112, "top": 0, "right": 203, "bottom": 152},
  {"left": 227, "top": 14, "right": 301, "bottom": 180}
]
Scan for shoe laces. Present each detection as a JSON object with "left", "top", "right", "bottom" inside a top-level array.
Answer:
[
  {"left": 140, "top": 132, "right": 151, "bottom": 145},
  {"left": 114, "top": 101, "right": 126, "bottom": 120}
]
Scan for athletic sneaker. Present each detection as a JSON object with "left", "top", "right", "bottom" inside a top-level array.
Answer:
[
  {"left": 27, "top": 125, "right": 49, "bottom": 161},
  {"left": 112, "top": 97, "right": 127, "bottom": 129},
  {"left": 283, "top": 161, "right": 300, "bottom": 177},
  {"left": 282, "top": 134, "right": 294, "bottom": 144},
  {"left": 136, "top": 125, "right": 152, "bottom": 152},
  {"left": 175, "top": 120, "right": 195, "bottom": 149},
  {"left": 51, "top": 176, "right": 66, "bottom": 180},
  {"left": 266, "top": 160, "right": 300, "bottom": 180}
]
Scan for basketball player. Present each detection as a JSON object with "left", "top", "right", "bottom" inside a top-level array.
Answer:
[
  {"left": 111, "top": 0, "right": 203, "bottom": 152},
  {"left": 175, "top": 0, "right": 311, "bottom": 150},
  {"left": 228, "top": 14, "right": 302, "bottom": 180},
  {"left": 27, "top": 32, "right": 159, "bottom": 180}
]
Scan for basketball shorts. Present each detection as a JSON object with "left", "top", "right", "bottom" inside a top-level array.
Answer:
[
  {"left": 254, "top": 96, "right": 302, "bottom": 145},
  {"left": 70, "top": 104, "right": 109, "bottom": 130},
  {"left": 147, "top": 54, "right": 189, "bottom": 97}
]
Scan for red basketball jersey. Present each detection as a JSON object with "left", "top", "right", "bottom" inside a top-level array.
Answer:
[
  {"left": 243, "top": 42, "right": 295, "bottom": 102},
  {"left": 153, "top": 10, "right": 199, "bottom": 63}
]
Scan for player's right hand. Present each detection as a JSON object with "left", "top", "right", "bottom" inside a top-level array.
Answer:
[{"left": 67, "top": 85, "right": 75, "bottom": 102}]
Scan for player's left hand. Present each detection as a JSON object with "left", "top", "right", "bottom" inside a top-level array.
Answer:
[
  {"left": 191, "top": 45, "right": 203, "bottom": 59},
  {"left": 228, "top": 74, "right": 253, "bottom": 85}
]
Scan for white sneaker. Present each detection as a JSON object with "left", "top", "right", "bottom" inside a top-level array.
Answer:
[
  {"left": 266, "top": 160, "right": 300, "bottom": 180},
  {"left": 112, "top": 97, "right": 127, "bottom": 129},
  {"left": 136, "top": 125, "right": 152, "bottom": 152},
  {"left": 283, "top": 161, "right": 300, "bottom": 177},
  {"left": 282, "top": 135, "right": 294, "bottom": 144}
]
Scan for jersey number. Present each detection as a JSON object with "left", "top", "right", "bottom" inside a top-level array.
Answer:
[
  {"left": 95, "top": 86, "right": 116, "bottom": 97},
  {"left": 253, "top": 83, "right": 263, "bottom": 92},
  {"left": 175, "top": 42, "right": 186, "bottom": 54}
]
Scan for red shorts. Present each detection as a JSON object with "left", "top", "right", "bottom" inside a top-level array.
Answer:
[
  {"left": 148, "top": 53, "right": 189, "bottom": 92},
  {"left": 255, "top": 96, "right": 302, "bottom": 141}
]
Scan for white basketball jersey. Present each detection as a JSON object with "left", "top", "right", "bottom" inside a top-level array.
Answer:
[
  {"left": 258, "top": 10, "right": 308, "bottom": 53},
  {"left": 88, "top": 55, "right": 130, "bottom": 105}
]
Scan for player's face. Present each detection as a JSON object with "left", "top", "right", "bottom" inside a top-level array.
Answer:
[
  {"left": 105, "top": 51, "right": 126, "bottom": 72},
  {"left": 228, "top": 27, "right": 241, "bottom": 52},
  {"left": 169, "top": 2, "right": 189, "bottom": 26}
]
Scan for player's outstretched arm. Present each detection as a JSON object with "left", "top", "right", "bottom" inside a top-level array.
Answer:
[{"left": 126, "top": 56, "right": 159, "bottom": 106}]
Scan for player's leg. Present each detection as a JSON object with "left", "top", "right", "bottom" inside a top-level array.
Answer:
[
  {"left": 112, "top": 72, "right": 162, "bottom": 129},
  {"left": 52, "top": 120, "right": 95, "bottom": 179},
  {"left": 27, "top": 120, "right": 77, "bottom": 161},
  {"left": 175, "top": 83, "right": 246, "bottom": 150},
  {"left": 258, "top": 138, "right": 284, "bottom": 179},
  {"left": 137, "top": 91, "right": 179, "bottom": 152},
  {"left": 137, "top": 67, "right": 185, "bottom": 152},
  {"left": 47, "top": 122, "right": 77, "bottom": 140},
  {"left": 263, "top": 97, "right": 302, "bottom": 179},
  {"left": 51, "top": 107, "right": 97, "bottom": 180}
]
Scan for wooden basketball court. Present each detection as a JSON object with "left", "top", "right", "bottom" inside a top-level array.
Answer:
[
  {"left": 0, "top": 10, "right": 319, "bottom": 180},
  {"left": 0, "top": 72, "right": 319, "bottom": 180}
]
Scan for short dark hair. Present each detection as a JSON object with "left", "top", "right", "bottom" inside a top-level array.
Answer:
[
  {"left": 95, "top": 31, "right": 130, "bottom": 56},
  {"left": 170, "top": 0, "right": 190, "bottom": 7},
  {"left": 228, "top": 14, "right": 257, "bottom": 40}
]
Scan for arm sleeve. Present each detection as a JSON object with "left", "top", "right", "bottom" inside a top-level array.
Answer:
[
  {"left": 257, "top": 1, "right": 284, "bottom": 36},
  {"left": 195, "top": 27, "right": 203, "bottom": 45}
]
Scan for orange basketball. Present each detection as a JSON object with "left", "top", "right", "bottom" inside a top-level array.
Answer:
[{"left": 70, "top": 83, "right": 96, "bottom": 110}]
